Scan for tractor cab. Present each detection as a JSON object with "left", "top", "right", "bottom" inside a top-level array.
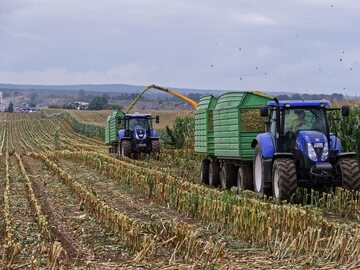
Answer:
[
  {"left": 267, "top": 101, "right": 334, "bottom": 181},
  {"left": 116, "top": 113, "right": 160, "bottom": 157},
  {"left": 267, "top": 101, "right": 331, "bottom": 151},
  {"left": 253, "top": 99, "right": 359, "bottom": 201}
]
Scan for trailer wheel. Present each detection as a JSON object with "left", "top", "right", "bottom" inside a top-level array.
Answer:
[
  {"left": 120, "top": 140, "right": 131, "bottom": 158},
  {"left": 337, "top": 158, "right": 360, "bottom": 191},
  {"left": 237, "top": 165, "right": 253, "bottom": 193},
  {"left": 151, "top": 140, "right": 161, "bottom": 155},
  {"left": 200, "top": 159, "right": 210, "bottom": 185},
  {"left": 209, "top": 160, "right": 220, "bottom": 187},
  {"left": 272, "top": 158, "right": 297, "bottom": 201},
  {"left": 253, "top": 145, "right": 271, "bottom": 196},
  {"left": 220, "top": 164, "right": 237, "bottom": 189},
  {"left": 113, "top": 145, "right": 118, "bottom": 154}
]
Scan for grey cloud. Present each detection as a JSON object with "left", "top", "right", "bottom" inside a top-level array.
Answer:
[{"left": 0, "top": 0, "right": 360, "bottom": 95}]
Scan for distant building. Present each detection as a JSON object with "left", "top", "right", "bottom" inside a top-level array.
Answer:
[
  {"left": 0, "top": 103, "right": 5, "bottom": 112},
  {"left": 69, "top": 101, "right": 89, "bottom": 110},
  {"left": 0, "top": 91, "right": 4, "bottom": 112}
]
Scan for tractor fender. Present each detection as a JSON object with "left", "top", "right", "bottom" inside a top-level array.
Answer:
[
  {"left": 251, "top": 133, "right": 276, "bottom": 159},
  {"left": 118, "top": 129, "right": 131, "bottom": 140},
  {"left": 330, "top": 134, "right": 342, "bottom": 151},
  {"left": 337, "top": 152, "right": 357, "bottom": 159},
  {"left": 150, "top": 129, "right": 158, "bottom": 138}
]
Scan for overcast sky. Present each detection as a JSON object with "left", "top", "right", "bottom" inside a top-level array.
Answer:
[{"left": 1, "top": 0, "right": 360, "bottom": 95}]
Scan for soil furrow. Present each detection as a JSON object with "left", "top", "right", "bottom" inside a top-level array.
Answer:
[
  {"left": 22, "top": 156, "right": 131, "bottom": 267},
  {"left": 8, "top": 155, "right": 46, "bottom": 267}
]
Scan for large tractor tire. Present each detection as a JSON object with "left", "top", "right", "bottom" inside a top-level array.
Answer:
[
  {"left": 209, "top": 159, "right": 220, "bottom": 187},
  {"left": 272, "top": 158, "right": 297, "bottom": 201},
  {"left": 119, "top": 140, "right": 131, "bottom": 158},
  {"left": 220, "top": 164, "right": 237, "bottom": 189},
  {"left": 200, "top": 159, "right": 210, "bottom": 185},
  {"left": 337, "top": 158, "right": 360, "bottom": 191},
  {"left": 151, "top": 140, "right": 161, "bottom": 155},
  {"left": 253, "top": 145, "right": 272, "bottom": 196},
  {"left": 237, "top": 165, "right": 253, "bottom": 193}
]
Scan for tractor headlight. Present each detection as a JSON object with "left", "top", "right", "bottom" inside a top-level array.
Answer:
[
  {"left": 321, "top": 142, "right": 329, "bottom": 161},
  {"left": 307, "top": 143, "right": 318, "bottom": 161}
]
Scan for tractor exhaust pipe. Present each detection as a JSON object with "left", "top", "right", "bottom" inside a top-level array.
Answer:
[{"left": 274, "top": 98, "right": 282, "bottom": 152}]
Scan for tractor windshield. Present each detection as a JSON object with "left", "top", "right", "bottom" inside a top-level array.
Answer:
[
  {"left": 128, "top": 118, "right": 150, "bottom": 130},
  {"left": 284, "top": 108, "right": 327, "bottom": 133}
]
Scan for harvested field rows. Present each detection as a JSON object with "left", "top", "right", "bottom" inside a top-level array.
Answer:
[{"left": 0, "top": 112, "right": 359, "bottom": 269}]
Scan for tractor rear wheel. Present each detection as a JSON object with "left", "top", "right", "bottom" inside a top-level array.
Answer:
[
  {"left": 120, "top": 140, "right": 131, "bottom": 158},
  {"left": 209, "top": 160, "right": 220, "bottom": 187},
  {"left": 151, "top": 140, "right": 161, "bottom": 155},
  {"left": 220, "top": 164, "right": 237, "bottom": 189},
  {"left": 200, "top": 159, "right": 210, "bottom": 185},
  {"left": 253, "top": 145, "right": 271, "bottom": 196},
  {"left": 272, "top": 158, "right": 297, "bottom": 201},
  {"left": 237, "top": 165, "right": 253, "bottom": 193},
  {"left": 337, "top": 158, "right": 360, "bottom": 191}
]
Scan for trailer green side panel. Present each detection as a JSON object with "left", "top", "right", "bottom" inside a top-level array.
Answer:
[
  {"left": 194, "top": 94, "right": 218, "bottom": 154},
  {"left": 213, "top": 92, "right": 272, "bottom": 160},
  {"left": 105, "top": 110, "right": 125, "bottom": 145}
]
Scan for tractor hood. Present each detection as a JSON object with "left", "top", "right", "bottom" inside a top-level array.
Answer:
[
  {"left": 134, "top": 128, "right": 147, "bottom": 140},
  {"left": 297, "top": 131, "right": 327, "bottom": 145},
  {"left": 296, "top": 131, "right": 329, "bottom": 162}
]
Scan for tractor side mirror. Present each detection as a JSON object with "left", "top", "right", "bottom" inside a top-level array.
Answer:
[
  {"left": 260, "top": 106, "right": 269, "bottom": 117},
  {"left": 155, "top": 116, "right": 160, "bottom": 123},
  {"left": 341, "top": 105, "right": 350, "bottom": 117}
]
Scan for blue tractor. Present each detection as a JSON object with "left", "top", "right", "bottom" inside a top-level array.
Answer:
[
  {"left": 252, "top": 98, "right": 360, "bottom": 200},
  {"left": 105, "top": 111, "right": 160, "bottom": 158}
]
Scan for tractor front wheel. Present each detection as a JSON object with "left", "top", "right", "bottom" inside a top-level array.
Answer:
[
  {"left": 337, "top": 158, "right": 360, "bottom": 191},
  {"left": 151, "top": 140, "right": 161, "bottom": 155},
  {"left": 120, "top": 140, "right": 131, "bottom": 158},
  {"left": 272, "top": 158, "right": 297, "bottom": 201}
]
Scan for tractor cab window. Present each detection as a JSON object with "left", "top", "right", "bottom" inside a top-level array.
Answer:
[
  {"left": 284, "top": 108, "right": 326, "bottom": 133},
  {"left": 128, "top": 118, "right": 150, "bottom": 130}
]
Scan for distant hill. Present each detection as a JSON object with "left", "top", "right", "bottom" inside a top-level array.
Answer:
[
  {"left": 0, "top": 83, "right": 295, "bottom": 97},
  {"left": 0, "top": 83, "right": 222, "bottom": 95}
]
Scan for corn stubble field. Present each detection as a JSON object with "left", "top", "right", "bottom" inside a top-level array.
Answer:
[{"left": 0, "top": 111, "right": 359, "bottom": 269}]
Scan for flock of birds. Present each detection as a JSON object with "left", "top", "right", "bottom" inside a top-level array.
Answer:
[{"left": 208, "top": 4, "right": 354, "bottom": 92}]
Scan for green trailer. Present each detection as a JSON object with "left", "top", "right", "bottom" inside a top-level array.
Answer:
[
  {"left": 195, "top": 91, "right": 272, "bottom": 190},
  {"left": 194, "top": 94, "right": 218, "bottom": 155},
  {"left": 105, "top": 110, "right": 125, "bottom": 147}
]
